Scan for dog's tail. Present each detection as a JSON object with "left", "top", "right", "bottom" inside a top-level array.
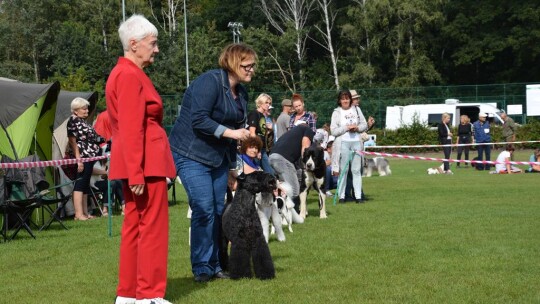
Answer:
[{"left": 279, "top": 181, "right": 293, "bottom": 198}]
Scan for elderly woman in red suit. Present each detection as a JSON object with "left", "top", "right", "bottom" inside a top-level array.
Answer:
[{"left": 106, "top": 15, "right": 175, "bottom": 304}]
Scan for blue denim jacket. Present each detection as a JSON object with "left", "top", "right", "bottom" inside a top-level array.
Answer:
[{"left": 169, "top": 69, "right": 248, "bottom": 168}]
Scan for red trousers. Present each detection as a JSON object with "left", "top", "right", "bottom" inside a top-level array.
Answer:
[{"left": 117, "top": 177, "right": 169, "bottom": 299}]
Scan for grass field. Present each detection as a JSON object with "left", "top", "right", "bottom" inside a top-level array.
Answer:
[{"left": 1, "top": 150, "right": 539, "bottom": 303}]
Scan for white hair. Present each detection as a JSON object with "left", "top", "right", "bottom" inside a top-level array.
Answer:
[
  {"left": 118, "top": 14, "right": 158, "bottom": 51},
  {"left": 71, "top": 97, "right": 90, "bottom": 113}
]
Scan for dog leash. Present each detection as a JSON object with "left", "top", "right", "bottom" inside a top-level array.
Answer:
[{"left": 333, "top": 150, "right": 356, "bottom": 206}]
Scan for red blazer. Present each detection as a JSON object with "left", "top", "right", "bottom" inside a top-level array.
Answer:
[{"left": 105, "top": 57, "right": 175, "bottom": 185}]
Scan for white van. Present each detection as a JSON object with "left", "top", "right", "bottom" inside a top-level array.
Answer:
[{"left": 385, "top": 99, "right": 504, "bottom": 130}]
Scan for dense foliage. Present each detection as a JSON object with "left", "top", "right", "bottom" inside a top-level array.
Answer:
[{"left": 0, "top": 0, "right": 539, "bottom": 98}]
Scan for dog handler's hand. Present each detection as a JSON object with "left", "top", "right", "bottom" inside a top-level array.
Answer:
[
  {"left": 130, "top": 184, "right": 145, "bottom": 196},
  {"left": 224, "top": 128, "right": 250, "bottom": 141}
]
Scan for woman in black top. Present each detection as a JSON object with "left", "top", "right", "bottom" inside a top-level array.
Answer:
[
  {"left": 437, "top": 113, "right": 453, "bottom": 174},
  {"left": 455, "top": 115, "right": 473, "bottom": 167},
  {"left": 67, "top": 97, "right": 104, "bottom": 220}
]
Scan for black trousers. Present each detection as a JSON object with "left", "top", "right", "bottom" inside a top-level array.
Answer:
[{"left": 441, "top": 139, "right": 452, "bottom": 171}]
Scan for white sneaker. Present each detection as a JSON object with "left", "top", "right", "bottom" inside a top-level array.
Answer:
[
  {"left": 135, "top": 298, "right": 173, "bottom": 304},
  {"left": 115, "top": 296, "right": 136, "bottom": 304},
  {"left": 325, "top": 191, "right": 333, "bottom": 196}
]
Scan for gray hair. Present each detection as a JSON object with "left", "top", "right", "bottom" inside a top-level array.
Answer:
[
  {"left": 71, "top": 97, "right": 90, "bottom": 113},
  {"left": 118, "top": 14, "right": 158, "bottom": 51}
]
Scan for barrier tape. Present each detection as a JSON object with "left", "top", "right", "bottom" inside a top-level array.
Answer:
[
  {"left": 0, "top": 155, "right": 108, "bottom": 169},
  {"left": 365, "top": 140, "right": 540, "bottom": 149},
  {"left": 360, "top": 151, "right": 540, "bottom": 166}
]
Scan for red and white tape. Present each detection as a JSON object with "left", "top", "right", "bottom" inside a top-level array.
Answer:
[
  {"left": 360, "top": 151, "right": 540, "bottom": 166},
  {"left": 0, "top": 155, "right": 108, "bottom": 169},
  {"left": 365, "top": 140, "right": 540, "bottom": 149}
]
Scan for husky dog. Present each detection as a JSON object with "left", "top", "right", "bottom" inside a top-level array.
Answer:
[{"left": 363, "top": 157, "right": 392, "bottom": 177}]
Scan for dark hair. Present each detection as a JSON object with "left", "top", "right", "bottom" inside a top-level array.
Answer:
[
  {"left": 505, "top": 144, "right": 515, "bottom": 152},
  {"left": 240, "top": 136, "right": 263, "bottom": 154},
  {"left": 337, "top": 90, "right": 353, "bottom": 107}
]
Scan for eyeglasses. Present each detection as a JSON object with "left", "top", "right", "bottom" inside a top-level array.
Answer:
[{"left": 240, "top": 63, "right": 256, "bottom": 72}]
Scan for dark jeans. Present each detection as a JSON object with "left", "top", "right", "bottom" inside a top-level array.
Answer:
[
  {"left": 94, "top": 179, "right": 124, "bottom": 205},
  {"left": 324, "top": 166, "right": 338, "bottom": 191},
  {"left": 476, "top": 143, "right": 491, "bottom": 170}
]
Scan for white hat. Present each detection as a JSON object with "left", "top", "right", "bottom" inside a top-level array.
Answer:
[
  {"left": 479, "top": 113, "right": 487, "bottom": 118},
  {"left": 294, "top": 120, "right": 307, "bottom": 126},
  {"left": 350, "top": 89, "right": 359, "bottom": 99}
]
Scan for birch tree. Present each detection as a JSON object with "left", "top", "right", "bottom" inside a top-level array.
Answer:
[
  {"left": 259, "top": 0, "right": 315, "bottom": 89},
  {"left": 313, "top": 0, "right": 340, "bottom": 89},
  {"left": 149, "top": 0, "right": 182, "bottom": 37}
]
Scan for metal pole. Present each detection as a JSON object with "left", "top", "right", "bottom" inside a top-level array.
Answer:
[
  {"left": 122, "top": 0, "right": 126, "bottom": 22},
  {"left": 184, "top": 0, "right": 189, "bottom": 86}
]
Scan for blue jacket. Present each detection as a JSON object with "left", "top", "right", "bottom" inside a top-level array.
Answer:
[
  {"left": 169, "top": 69, "right": 248, "bottom": 168},
  {"left": 473, "top": 120, "right": 491, "bottom": 143}
]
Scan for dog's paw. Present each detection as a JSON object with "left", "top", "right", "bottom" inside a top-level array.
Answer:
[{"left": 319, "top": 212, "right": 328, "bottom": 219}]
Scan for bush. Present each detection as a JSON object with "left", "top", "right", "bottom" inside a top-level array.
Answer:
[{"left": 369, "top": 117, "right": 540, "bottom": 153}]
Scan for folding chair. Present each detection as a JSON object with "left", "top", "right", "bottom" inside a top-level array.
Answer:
[
  {"left": 2, "top": 180, "right": 40, "bottom": 240},
  {"left": 38, "top": 179, "right": 78, "bottom": 231}
]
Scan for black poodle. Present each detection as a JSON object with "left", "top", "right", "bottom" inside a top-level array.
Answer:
[{"left": 222, "top": 171, "right": 277, "bottom": 280}]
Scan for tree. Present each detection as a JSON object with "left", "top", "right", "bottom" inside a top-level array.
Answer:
[
  {"left": 313, "top": 0, "right": 340, "bottom": 89},
  {"left": 259, "top": 0, "right": 316, "bottom": 90}
]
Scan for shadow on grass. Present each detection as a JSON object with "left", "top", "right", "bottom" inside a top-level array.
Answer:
[{"left": 166, "top": 276, "right": 206, "bottom": 302}]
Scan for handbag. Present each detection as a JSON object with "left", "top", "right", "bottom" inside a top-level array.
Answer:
[{"left": 61, "top": 151, "right": 78, "bottom": 180}]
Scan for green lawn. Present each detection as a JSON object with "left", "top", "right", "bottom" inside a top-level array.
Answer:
[{"left": 1, "top": 150, "right": 539, "bottom": 303}]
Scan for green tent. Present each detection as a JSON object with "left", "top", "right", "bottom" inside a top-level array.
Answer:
[
  {"left": 0, "top": 79, "right": 60, "bottom": 226},
  {"left": 0, "top": 79, "right": 60, "bottom": 162}
]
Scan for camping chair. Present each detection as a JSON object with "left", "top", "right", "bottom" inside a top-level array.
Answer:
[
  {"left": 1, "top": 179, "right": 41, "bottom": 241},
  {"left": 37, "top": 178, "right": 78, "bottom": 231}
]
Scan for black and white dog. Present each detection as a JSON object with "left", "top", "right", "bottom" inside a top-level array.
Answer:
[
  {"left": 363, "top": 157, "right": 392, "bottom": 177},
  {"left": 222, "top": 171, "right": 277, "bottom": 280},
  {"left": 299, "top": 144, "right": 327, "bottom": 219}
]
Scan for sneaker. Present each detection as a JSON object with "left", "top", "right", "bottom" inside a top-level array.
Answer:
[
  {"left": 325, "top": 191, "right": 333, "bottom": 196},
  {"left": 135, "top": 298, "right": 172, "bottom": 304},
  {"left": 115, "top": 296, "right": 136, "bottom": 304}
]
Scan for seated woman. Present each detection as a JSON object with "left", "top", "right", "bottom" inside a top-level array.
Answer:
[
  {"left": 91, "top": 159, "right": 125, "bottom": 216},
  {"left": 239, "top": 136, "right": 264, "bottom": 175},
  {"left": 526, "top": 148, "right": 540, "bottom": 173},
  {"left": 495, "top": 144, "right": 523, "bottom": 174},
  {"left": 324, "top": 137, "right": 338, "bottom": 196}
]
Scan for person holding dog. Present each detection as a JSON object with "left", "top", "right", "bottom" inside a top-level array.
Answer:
[
  {"left": 106, "top": 15, "right": 176, "bottom": 304},
  {"left": 330, "top": 90, "right": 372, "bottom": 204},
  {"left": 438, "top": 113, "right": 453, "bottom": 174},
  {"left": 169, "top": 43, "right": 254, "bottom": 283},
  {"left": 269, "top": 120, "right": 314, "bottom": 212}
]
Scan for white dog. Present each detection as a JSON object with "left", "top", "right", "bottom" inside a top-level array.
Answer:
[
  {"left": 363, "top": 157, "right": 392, "bottom": 177},
  {"left": 273, "top": 182, "right": 303, "bottom": 234},
  {"left": 256, "top": 191, "right": 286, "bottom": 243},
  {"left": 427, "top": 164, "right": 445, "bottom": 175}
]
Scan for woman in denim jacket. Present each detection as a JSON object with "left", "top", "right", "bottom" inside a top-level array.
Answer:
[{"left": 169, "top": 43, "right": 255, "bottom": 283}]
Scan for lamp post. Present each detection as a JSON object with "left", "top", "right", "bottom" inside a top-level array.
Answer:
[{"left": 227, "top": 22, "right": 243, "bottom": 43}]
